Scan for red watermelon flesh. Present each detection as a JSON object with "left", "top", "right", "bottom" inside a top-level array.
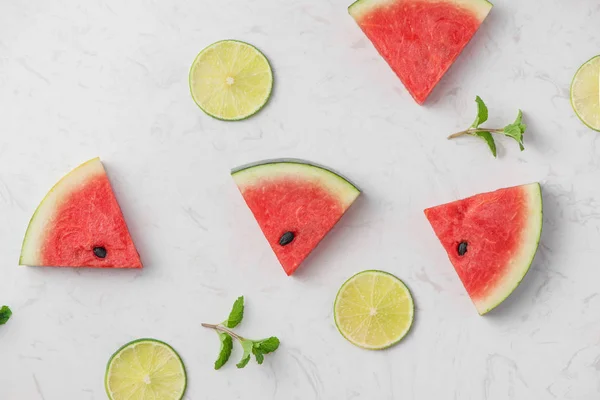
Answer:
[
  {"left": 20, "top": 158, "right": 142, "bottom": 268},
  {"left": 349, "top": 0, "right": 492, "bottom": 104},
  {"left": 232, "top": 160, "right": 360, "bottom": 275},
  {"left": 424, "top": 183, "right": 542, "bottom": 314}
]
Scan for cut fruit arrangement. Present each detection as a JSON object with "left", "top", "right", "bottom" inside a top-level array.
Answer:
[
  {"left": 4, "top": 0, "right": 570, "bottom": 395},
  {"left": 232, "top": 159, "right": 360, "bottom": 275},
  {"left": 349, "top": 0, "right": 492, "bottom": 104}
]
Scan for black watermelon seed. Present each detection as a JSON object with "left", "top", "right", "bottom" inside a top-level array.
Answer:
[
  {"left": 457, "top": 242, "right": 468, "bottom": 256},
  {"left": 279, "top": 232, "right": 295, "bottom": 246},
  {"left": 93, "top": 246, "right": 107, "bottom": 259}
]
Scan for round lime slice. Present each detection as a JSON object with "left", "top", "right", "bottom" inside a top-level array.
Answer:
[
  {"left": 334, "top": 270, "right": 414, "bottom": 350},
  {"left": 105, "top": 338, "right": 187, "bottom": 400},
  {"left": 571, "top": 55, "right": 600, "bottom": 131},
  {"left": 189, "top": 40, "right": 273, "bottom": 121}
]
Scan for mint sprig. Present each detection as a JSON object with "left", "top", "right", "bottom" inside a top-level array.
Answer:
[
  {"left": 0, "top": 305, "right": 12, "bottom": 325},
  {"left": 448, "top": 96, "right": 527, "bottom": 157},
  {"left": 202, "top": 296, "right": 280, "bottom": 370}
]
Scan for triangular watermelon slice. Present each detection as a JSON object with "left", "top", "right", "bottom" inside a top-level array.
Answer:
[
  {"left": 349, "top": 0, "right": 493, "bottom": 104},
  {"left": 232, "top": 159, "right": 360, "bottom": 275},
  {"left": 20, "top": 158, "right": 142, "bottom": 269},
  {"left": 424, "top": 183, "right": 543, "bottom": 314}
]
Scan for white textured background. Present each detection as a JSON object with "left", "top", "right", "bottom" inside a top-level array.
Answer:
[{"left": 1, "top": 0, "right": 599, "bottom": 399}]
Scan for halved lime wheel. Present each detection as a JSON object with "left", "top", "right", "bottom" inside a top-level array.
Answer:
[
  {"left": 334, "top": 270, "right": 414, "bottom": 350},
  {"left": 189, "top": 40, "right": 273, "bottom": 121},
  {"left": 105, "top": 338, "right": 187, "bottom": 400},
  {"left": 571, "top": 55, "right": 600, "bottom": 131}
]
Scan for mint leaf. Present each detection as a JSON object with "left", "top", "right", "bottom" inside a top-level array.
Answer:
[
  {"left": 471, "top": 96, "right": 489, "bottom": 128},
  {"left": 503, "top": 112, "right": 526, "bottom": 151},
  {"left": 0, "top": 306, "right": 11, "bottom": 325},
  {"left": 474, "top": 131, "right": 497, "bottom": 157},
  {"left": 503, "top": 124, "right": 522, "bottom": 137},
  {"left": 214, "top": 332, "right": 233, "bottom": 370},
  {"left": 252, "top": 337, "right": 279, "bottom": 364},
  {"left": 224, "top": 296, "right": 244, "bottom": 329},
  {"left": 255, "top": 337, "right": 280, "bottom": 354},
  {"left": 252, "top": 346, "right": 265, "bottom": 364},
  {"left": 513, "top": 109, "right": 526, "bottom": 132},
  {"left": 502, "top": 110, "right": 526, "bottom": 150},
  {"left": 236, "top": 339, "right": 254, "bottom": 368}
]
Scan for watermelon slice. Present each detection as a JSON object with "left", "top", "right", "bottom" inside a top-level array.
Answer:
[
  {"left": 20, "top": 158, "right": 142, "bottom": 269},
  {"left": 424, "top": 183, "right": 542, "bottom": 314},
  {"left": 349, "top": 0, "right": 493, "bottom": 104},
  {"left": 232, "top": 159, "right": 360, "bottom": 275}
]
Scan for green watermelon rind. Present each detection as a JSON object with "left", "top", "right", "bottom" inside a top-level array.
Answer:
[
  {"left": 348, "top": 0, "right": 493, "bottom": 22},
  {"left": 231, "top": 159, "right": 361, "bottom": 209},
  {"left": 475, "top": 183, "right": 543, "bottom": 315},
  {"left": 19, "top": 158, "right": 106, "bottom": 266}
]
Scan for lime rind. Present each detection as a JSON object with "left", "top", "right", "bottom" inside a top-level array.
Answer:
[
  {"left": 189, "top": 40, "right": 273, "bottom": 121},
  {"left": 333, "top": 270, "right": 415, "bottom": 350},
  {"left": 571, "top": 55, "right": 600, "bottom": 132},
  {"left": 105, "top": 338, "right": 187, "bottom": 400}
]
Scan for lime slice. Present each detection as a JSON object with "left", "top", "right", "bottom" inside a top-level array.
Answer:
[
  {"left": 334, "top": 270, "right": 414, "bottom": 350},
  {"left": 105, "top": 338, "right": 187, "bottom": 400},
  {"left": 571, "top": 55, "right": 600, "bottom": 131},
  {"left": 189, "top": 40, "right": 273, "bottom": 121}
]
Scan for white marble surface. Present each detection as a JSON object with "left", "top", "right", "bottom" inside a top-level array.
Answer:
[{"left": 0, "top": 0, "right": 599, "bottom": 399}]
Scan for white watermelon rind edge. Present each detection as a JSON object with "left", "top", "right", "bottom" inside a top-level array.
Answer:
[
  {"left": 348, "top": 0, "right": 493, "bottom": 22},
  {"left": 231, "top": 159, "right": 361, "bottom": 210},
  {"left": 19, "top": 158, "right": 105, "bottom": 266},
  {"left": 475, "top": 183, "right": 543, "bottom": 315}
]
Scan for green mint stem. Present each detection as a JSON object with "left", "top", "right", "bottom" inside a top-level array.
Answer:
[
  {"left": 448, "top": 128, "right": 505, "bottom": 139},
  {"left": 202, "top": 322, "right": 245, "bottom": 341}
]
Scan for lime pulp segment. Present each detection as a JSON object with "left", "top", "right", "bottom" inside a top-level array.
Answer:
[
  {"left": 571, "top": 55, "right": 600, "bottom": 131},
  {"left": 189, "top": 40, "right": 273, "bottom": 121},
  {"left": 334, "top": 270, "right": 414, "bottom": 350},
  {"left": 105, "top": 338, "right": 187, "bottom": 400}
]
